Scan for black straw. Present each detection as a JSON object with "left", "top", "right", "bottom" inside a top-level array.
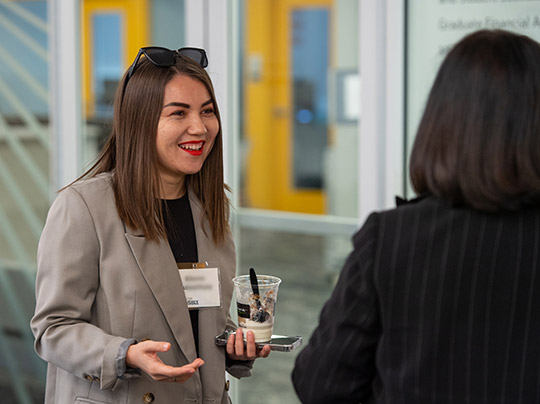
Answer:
[{"left": 249, "top": 267, "right": 260, "bottom": 296}]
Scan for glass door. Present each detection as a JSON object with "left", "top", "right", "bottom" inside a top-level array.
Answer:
[
  {"left": 242, "top": 0, "right": 361, "bottom": 218},
  {"left": 0, "top": 1, "right": 49, "bottom": 402},
  {"left": 236, "top": 1, "right": 360, "bottom": 402}
]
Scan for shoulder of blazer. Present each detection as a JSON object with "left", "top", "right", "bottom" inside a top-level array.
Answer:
[
  {"left": 60, "top": 172, "right": 119, "bottom": 227},
  {"left": 64, "top": 172, "right": 114, "bottom": 203}
]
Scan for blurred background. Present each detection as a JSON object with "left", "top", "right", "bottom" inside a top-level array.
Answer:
[{"left": 1, "top": 0, "right": 539, "bottom": 402}]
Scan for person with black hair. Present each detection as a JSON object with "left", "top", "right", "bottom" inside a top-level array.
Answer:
[{"left": 292, "top": 29, "right": 540, "bottom": 403}]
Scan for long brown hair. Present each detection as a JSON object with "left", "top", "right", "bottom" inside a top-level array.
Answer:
[
  {"left": 78, "top": 53, "right": 229, "bottom": 244},
  {"left": 410, "top": 29, "right": 540, "bottom": 211}
]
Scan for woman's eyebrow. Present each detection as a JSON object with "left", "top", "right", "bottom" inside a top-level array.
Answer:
[
  {"left": 163, "top": 102, "right": 190, "bottom": 109},
  {"left": 163, "top": 99, "right": 213, "bottom": 109}
]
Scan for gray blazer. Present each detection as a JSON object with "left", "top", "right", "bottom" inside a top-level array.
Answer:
[{"left": 31, "top": 172, "right": 250, "bottom": 404}]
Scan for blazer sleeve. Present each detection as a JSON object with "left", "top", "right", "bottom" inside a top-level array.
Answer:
[
  {"left": 31, "top": 187, "right": 129, "bottom": 390},
  {"left": 291, "top": 213, "right": 381, "bottom": 404}
]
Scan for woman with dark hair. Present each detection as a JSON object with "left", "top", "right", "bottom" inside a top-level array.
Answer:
[
  {"left": 292, "top": 29, "right": 540, "bottom": 403},
  {"left": 31, "top": 47, "right": 269, "bottom": 404}
]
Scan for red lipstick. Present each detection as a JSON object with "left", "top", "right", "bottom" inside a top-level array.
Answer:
[{"left": 179, "top": 141, "right": 204, "bottom": 156}]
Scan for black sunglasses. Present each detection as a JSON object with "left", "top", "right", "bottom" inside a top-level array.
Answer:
[{"left": 122, "top": 46, "right": 208, "bottom": 96}]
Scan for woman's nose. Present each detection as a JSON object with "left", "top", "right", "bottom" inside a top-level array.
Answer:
[{"left": 186, "top": 115, "right": 207, "bottom": 135}]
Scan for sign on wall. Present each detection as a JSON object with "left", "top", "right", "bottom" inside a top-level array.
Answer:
[{"left": 406, "top": 0, "right": 540, "bottom": 195}]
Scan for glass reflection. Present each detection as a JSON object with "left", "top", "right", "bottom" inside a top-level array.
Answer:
[{"left": 0, "top": 0, "right": 48, "bottom": 402}]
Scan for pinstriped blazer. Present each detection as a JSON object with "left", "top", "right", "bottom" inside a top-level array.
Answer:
[{"left": 292, "top": 195, "right": 540, "bottom": 404}]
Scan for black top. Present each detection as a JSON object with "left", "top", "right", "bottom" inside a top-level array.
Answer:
[
  {"left": 292, "top": 195, "right": 540, "bottom": 404},
  {"left": 162, "top": 193, "right": 199, "bottom": 355}
]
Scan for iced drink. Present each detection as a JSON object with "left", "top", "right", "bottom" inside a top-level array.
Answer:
[{"left": 232, "top": 274, "right": 281, "bottom": 342}]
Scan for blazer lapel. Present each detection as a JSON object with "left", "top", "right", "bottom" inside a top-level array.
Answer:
[
  {"left": 189, "top": 193, "right": 215, "bottom": 336},
  {"left": 124, "top": 226, "right": 198, "bottom": 363},
  {"left": 188, "top": 191, "right": 213, "bottom": 267}
]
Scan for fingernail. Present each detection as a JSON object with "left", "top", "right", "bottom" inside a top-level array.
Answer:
[{"left": 163, "top": 343, "right": 169, "bottom": 350}]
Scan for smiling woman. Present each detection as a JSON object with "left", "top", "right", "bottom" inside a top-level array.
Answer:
[
  {"left": 82, "top": 48, "right": 227, "bottom": 243},
  {"left": 31, "top": 47, "right": 270, "bottom": 404},
  {"left": 156, "top": 75, "right": 219, "bottom": 199}
]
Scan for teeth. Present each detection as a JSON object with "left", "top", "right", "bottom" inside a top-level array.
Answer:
[{"left": 180, "top": 143, "right": 203, "bottom": 151}]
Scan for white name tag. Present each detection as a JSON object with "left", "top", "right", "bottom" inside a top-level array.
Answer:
[{"left": 179, "top": 267, "right": 222, "bottom": 309}]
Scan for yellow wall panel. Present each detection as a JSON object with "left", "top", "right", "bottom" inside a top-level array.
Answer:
[
  {"left": 244, "top": 0, "right": 330, "bottom": 214},
  {"left": 82, "top": 0, "right": 149, "bottom": 117}
]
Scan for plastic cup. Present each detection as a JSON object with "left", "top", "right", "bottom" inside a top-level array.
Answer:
[{"left": 232, "top": 274, "right": 281, "bottom": 342}]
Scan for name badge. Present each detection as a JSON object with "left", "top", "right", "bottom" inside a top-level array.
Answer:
[{"left": 179, "top": 267, "right": 222, "bottom": 309}]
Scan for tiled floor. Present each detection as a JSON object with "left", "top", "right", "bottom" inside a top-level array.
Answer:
[{"left": 235, "top": 227, "right": 350, "bottom": 404}]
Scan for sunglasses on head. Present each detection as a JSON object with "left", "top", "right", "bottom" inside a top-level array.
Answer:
[{"left": 122, "top": 46, "right": 208, "bottom": 96}]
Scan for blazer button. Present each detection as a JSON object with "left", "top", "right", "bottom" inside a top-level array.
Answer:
[
  {"left": 142, "top": 392, "right": 155, "bottom": 403},
  {"left": 225, "top": 380, "right": 230, "bottom": 391}
]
